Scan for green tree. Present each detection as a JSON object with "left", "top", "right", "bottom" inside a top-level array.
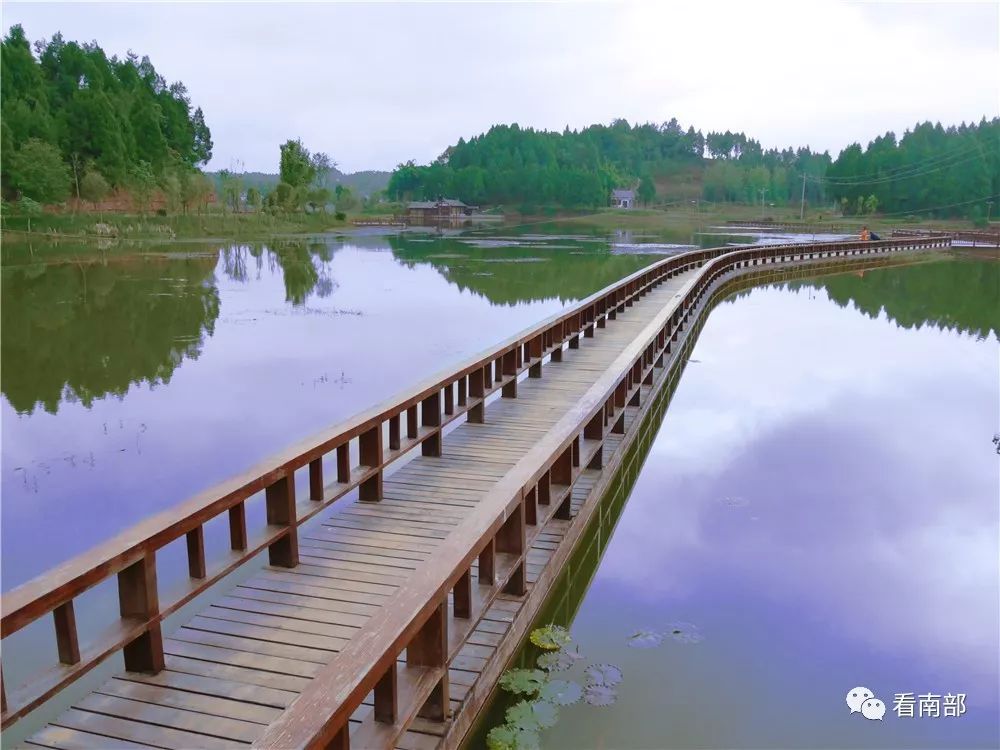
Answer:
[
  {"left": 80, "top": 169, "right": 110, "bottom": 208},
  {"left": 637, "top": 174, "right": 656, "bottom": 206},
  {"left": 129, "top": 160, "right": 156, "bottom": 215},
  {"left": 9, "top": 138, "right": 70, "bottom": 202},
  {"left": 279, "top": 139, "right": 316, "bottom": 191},
  {"left": 245, "top": 186, "right": 262, "bottom": 211}
]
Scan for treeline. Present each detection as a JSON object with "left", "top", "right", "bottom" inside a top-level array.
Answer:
[
  {"left": 388, "top": 117, "right": 999, "bottom": 219},
  {"left": 1, "top": 25, "right": 214, "bottom": 211},
  {"left": 826, "top": 119, "right": 999, "bottom": 221},
  {"left": 388, "top": 119, "right": 705, "bottom": 208},
  {"left": 387, "top": 119, "right": 832, "bottom": 210}
]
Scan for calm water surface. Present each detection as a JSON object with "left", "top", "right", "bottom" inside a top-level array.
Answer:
[{"left": 476, "top": 257, "right": 999, "bottom": 749}]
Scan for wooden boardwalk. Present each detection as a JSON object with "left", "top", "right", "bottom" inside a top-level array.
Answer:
[{"left": 2, "top": 236, "right": 950, "bottom": 750}]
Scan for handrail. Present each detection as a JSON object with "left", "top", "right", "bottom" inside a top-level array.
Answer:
[
  {"left": 0, "top": 234, "right": 949, "bottom": 730},
  {"left": 251, "top": 235, "right": 949, "bottom": 749}
]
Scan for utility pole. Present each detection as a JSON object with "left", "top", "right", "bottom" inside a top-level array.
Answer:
[
  {"left": 759, "top": 188, "right": 768, "bottom": 218},
  {"left": 800, "top": 173, "right": 807, "bottom": 221}
]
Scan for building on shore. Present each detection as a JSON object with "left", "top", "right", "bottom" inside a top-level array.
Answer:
[
  {"left": 611, "top": 189, "right": 635, "bottom": 209},
  {"left": 406, "top": 198, "right": 471, "bottom": 224}
]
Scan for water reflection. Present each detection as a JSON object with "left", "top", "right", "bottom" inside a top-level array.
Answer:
[
  {"left": 531, "top": 261, "right": 999, "bottom": 749},
  {"left": 2, "top": 254, "right": 220, "bottom": 415}
]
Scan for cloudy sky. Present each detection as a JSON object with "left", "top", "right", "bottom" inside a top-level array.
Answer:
[{"left": 4, "top": 1, "right": 998, "bottom": 173}]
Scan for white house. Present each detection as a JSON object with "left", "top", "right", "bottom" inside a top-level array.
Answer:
[{"left": 612, "top": 189, "right": 635, "bottom": 209}]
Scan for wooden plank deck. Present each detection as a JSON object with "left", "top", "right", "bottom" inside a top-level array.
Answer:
[{"left": 21, "top": 272, "right": 699, "bottom": 749}]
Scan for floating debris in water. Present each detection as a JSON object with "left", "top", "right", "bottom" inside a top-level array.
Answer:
[
  {"left": 584, "top": 663, "right": 623, "bottom": 687},
  {"left": 626, "top": 628, "right": 665, "bottom": 649},
  {"left": 537, "top": 679, "right": 583, "bottom": 706},
  {"left": 666, "top": 621, "right": 705, "bottom": 644},
  {"left": 719, "top": 495, "right": 749, "bottom": 508}
]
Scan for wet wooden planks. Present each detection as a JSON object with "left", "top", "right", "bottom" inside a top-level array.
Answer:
[{"left": 24, "top": 271, "right": 696, "bottom": 750}]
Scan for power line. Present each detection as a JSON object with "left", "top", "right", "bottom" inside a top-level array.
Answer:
[{"left": 813, "top": 142, "right": 987, "bottom": 185}]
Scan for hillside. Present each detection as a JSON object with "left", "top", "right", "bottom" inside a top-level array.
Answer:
[{"left": 208, "top": 167, "right": 390, "bottom": 199}]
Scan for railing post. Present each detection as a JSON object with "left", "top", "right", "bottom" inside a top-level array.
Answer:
[
  {"left": 374, "top": 661, "right": 397, "bottom": 724},
  {"left": 389, "top": 414, "right": 401, "bottom": 451},
  {"left": 118, "top": 553, "right": 164, "bottom": 673},
  {"left": 266, "top": 474, "right": 298, "bottom": 567},
  {"left": 229, "top": 502, "right": 248, "bottom": 551},
  {"left": 453, "top": 568, "right": 472, "bottom": 619},
  {"left": 478, "top": 538, "right": 495, "bottom": 585},
  {"left": 53, "top": 601, "right": 80, "bottom": 665},
  {"left": 337, "top": 443, "right": 351, "bottom": 483},
  {"left": 309, "top": 458, "right": 324, "bottom": 501},
  {"left": 498, "top": 498, "right": 526, "bottom": 596},
  {"left": 422, "top": 392, "right": 442, "bottom": 457},
  {"left": 408, "top": 602, "right": 449, "bottom": 721},
  {"left": 469, "top": 367, "right": 485, "bottom": 424},
  {"left": 359, "top": 425, "right": 383, "bottom": 501},
  {"left": 502, "top": 350, "right": 517, "bottom": 398},
  {"left": 186, "top": 525, "right": 206, "bottom": 579}
]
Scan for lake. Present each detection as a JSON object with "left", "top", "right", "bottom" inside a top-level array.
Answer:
[{"left": 2, "top": 228, "right": 996, "bottom": 750}]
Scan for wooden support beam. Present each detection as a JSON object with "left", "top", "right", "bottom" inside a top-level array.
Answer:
[
  {"left": 584, "top": 411, "right": 603, "bottom": 440},
  {"left": 53, "top": 600, "right": 80, "bottom": 666},
  {"left": 587, "top": 445, "right": 603, "bottom": 470},
  {"left": 266, "top": 474, "right": 298, "bottom": 567},
  {"left": 457, "top": 376, "right": 467, "bottom": 407},
  {"left": 117, "top": 554, "right": 163, "bottom": 673},
  {"left": 185, "top": 525, "right": 206, "bottom": 579}
]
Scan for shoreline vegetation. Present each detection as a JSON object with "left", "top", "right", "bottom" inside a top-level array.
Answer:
[{"left": 1, "top": 202, "right": 994, "bottom": 246}]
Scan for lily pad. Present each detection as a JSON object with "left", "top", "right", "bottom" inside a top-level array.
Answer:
[
  {"left": 486, "top": 723, "right": 541, "bottom": 750},
  {"left": 626, "top": 628, "right": 664, "bottom": 649},
  {"left": 538, "top": 679, "right": 583, "bottom": 706},
  {"left": 584, "top": 683, "right": 618, "bottom": 706},
  {"left": 584, "top": 663, "right": 623, "bottom": 687},
  {"left": 537, "top": 645, "right": 583, "bottom": 672},
  {"left": 529, "top": 624, "right": 572, "bottom": 651},
  {"left": 505, "top": 699, "right": 559, "bottom": 731},
  {"left": 499, "top": 668, "right": 547, "bottom": 696},
  {"left": 667, "top": 621, "right": 705, "bottom": 644}
]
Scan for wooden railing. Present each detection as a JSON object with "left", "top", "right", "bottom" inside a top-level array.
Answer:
[{"left": 0, "top": 235, "right": 950, "bottom": 739}]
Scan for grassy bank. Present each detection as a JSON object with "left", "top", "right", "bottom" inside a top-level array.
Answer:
[
  {"left": 545, "top": 203, "right": 989, "bottom": 235},
  {"left": 1, "top": 209, "right": 352, "bottom": 242}
]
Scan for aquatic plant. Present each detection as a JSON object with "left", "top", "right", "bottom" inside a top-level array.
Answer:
[
  {"left": 584, "top": 683, "right": 618, "bottom": 706},
  {"left": 486, "top": 723, "right": 541, "bottom": 750},
  {"left": 529, "top": 623, "right": 572, "bottom": 650},
  {"left": 537, "top": 644, "right": 583, "bottom": 672},
  {"left": 584, "top": 663, "right": 623, "bottom": 687},
  {"left": 499, "top": 668, "right": 547, "bottom": 696},
  {"left": 538, "top": 679, "right": 583, "bottom": 706},
  {"left": 506, "top": 699, "right": 560, "bottom": 731}
]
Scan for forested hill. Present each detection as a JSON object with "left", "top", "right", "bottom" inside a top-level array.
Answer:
[
  {"left": 387, "top": 117, "right": 999, "bottom": 220},
  {"left": 1, "top": 25, "right": 214, "bottom": 207},
  {"left": 209, "top": 168, "right": 390, "bottom": 199}
]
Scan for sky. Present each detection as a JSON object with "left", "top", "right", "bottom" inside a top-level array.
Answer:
[{"left": 3, "top": 0, "right": 998, "bottom": 174}]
